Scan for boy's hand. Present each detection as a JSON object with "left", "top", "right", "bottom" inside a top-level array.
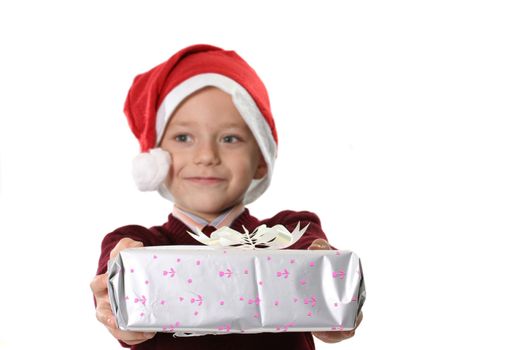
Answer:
[
  {"left": 307, "top": 238, "right": 363, "bottom": 343},
  {"left": 90, "top": 238, "right": 156, "bottom": 345}
]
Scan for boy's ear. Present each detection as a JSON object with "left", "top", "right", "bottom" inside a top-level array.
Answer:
[{"left": 253, "top": 154, "right": 268, "bottom": 180}]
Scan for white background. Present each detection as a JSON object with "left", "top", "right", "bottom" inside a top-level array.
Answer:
[{"left": 0, "top": 1, "right": 524, "bottom": 349}]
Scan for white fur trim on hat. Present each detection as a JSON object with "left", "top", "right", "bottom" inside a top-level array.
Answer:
[
  {"left": 132, "top": 148, "right": 172, "bottom": 191},
  {"left": 152, "top": 73, "right": 277, "bottom": 205}
]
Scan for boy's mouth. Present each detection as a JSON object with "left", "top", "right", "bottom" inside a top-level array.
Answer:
[{"left": 185, "top": 177, "right": 226, "bottom": 185}]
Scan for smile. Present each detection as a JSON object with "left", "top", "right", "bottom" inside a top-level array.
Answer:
[{"left": 185, "top": 177, "right": 226, "bottom": 185}]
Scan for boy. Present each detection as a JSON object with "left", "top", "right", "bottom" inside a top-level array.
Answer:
[{"left": 91, "top": 44, "right": 362, "bottom": 349}]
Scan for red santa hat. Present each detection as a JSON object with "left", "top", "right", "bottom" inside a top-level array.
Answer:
[{"left": 124, "top": 44, "right": 278, "bottom": 204}]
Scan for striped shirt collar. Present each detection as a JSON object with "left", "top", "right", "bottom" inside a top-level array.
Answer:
[{"left": 172, "top": 203, "right": 245, "bottom": 233}]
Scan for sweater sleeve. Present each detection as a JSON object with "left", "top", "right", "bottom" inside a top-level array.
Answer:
[{"left": 262, "top": 210, "right": 332, "bottom": 250}]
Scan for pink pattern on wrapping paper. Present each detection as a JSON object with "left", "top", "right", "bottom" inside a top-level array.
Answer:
[
  {"left": 153, "top": 255, "right": 158, "bottom": 260},
  {"left": 352, "top": 295, "right": 358, "bottom": 302},
  {"left": 332, "top": 270, "right": 345, "bottom": 279},
  {"left": 274, "top": 300, "right": 280, "bottom": 306},
  {"left": 303, "top": 296, "right": 317, "bottom": 307},
  {"left": 196, "top": 260, "right": 201, "bottom": 266},
  {"left": 218, "top": 324, "right": 231, "bottom": 332},
  {"left": 309, "top": 261, "right": 315, "bottom": 267},
  {"left": 134, "top": 295, "right": 147, "bottom": 305},
  {"left": 163, "top": 322, "right": 181, "bottom": 332},
  {"left": 243, "top": 268, "right": 249, "bottom": 274},
  {"left": 290, "top": 259, "right": 295, "bottom": 264},
  {"left": 276, "top": 269, "right": 290, "bottom": 278},
  {"left": 331, "top": 325, "right": 344, "bottom": 331},
  {"left": 163, "top": 268, "right": 176, "bottom": 277},
  {"left": 190, "top": 295, "right": 203, "bottom": 306},
  {"left": 276, "top": 322, "right": 296, "bottom": 332},
  {"left": 219, "top": 268, "right": 232, "bottom": 278},
  {"left": 300, "top": 279, "right": 307, "bottom": 286},
  {"left": 247, "top": 297, "right": 261, "bottom": 305},
  {"left": 307, "top": 311, "right": 312, "bottom": 316}
]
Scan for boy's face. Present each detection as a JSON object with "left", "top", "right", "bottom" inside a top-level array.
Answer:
[{"left": 160, "top": 87, "right": 267, "bottom": 221}]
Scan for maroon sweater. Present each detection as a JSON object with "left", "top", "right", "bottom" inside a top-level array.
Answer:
[{"left": 96, "top": 209, "right": 328, "bottom": 350}]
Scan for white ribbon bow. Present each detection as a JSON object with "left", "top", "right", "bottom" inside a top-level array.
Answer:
[{"left": 187, "top": 223, "right": 310, "bottom": 250}]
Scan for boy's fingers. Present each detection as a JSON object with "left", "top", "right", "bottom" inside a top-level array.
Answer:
[
  {"left": 91, "top": 274, "right": 113, "bottom": 328},
  {"left": 90, "top": 273, "right": 108, "bottom": 296},
  {"left": 95, "top": 301, "right": 114, "bottom": 327},
  {"left": 308, "top": 238, "right": 331, "bottom": 250},
  {"left": 109, "top": 328, "right": 156, "bottom": 345},
  {"left": 97, "top": 302, "right": 156, "bottom": 345},
  {"left": 92, "top": 240, "right": 151, "bottom": 345},
  {"left": 313, "top": 329, "right": 356, "bottom": 343},
  {"left": 110, "top": 238, "right": 143, "bottom": 259}
]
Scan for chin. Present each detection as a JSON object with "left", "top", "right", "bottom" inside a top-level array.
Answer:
[{"left": 190, "top": 202, "right": 229, "bottom": 215}]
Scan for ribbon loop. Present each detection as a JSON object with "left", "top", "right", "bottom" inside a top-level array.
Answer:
[{"left": 187, "top": 223, "right": 309, "bottom": 250}]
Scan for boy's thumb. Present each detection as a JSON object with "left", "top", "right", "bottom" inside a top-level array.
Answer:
[
  {"left": 110, "top": 238, "right": 144, "bottom": 259},
  {"left": 308, "top": 238, "right": 331, "bottom": 250}
]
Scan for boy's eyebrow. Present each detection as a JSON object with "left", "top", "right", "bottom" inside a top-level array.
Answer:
[
  {"left": 169, "top": 120, "right": 194, "bottom": 127},
  {"left": 219, "top": 123, "right": 248, "bottom": 129}
]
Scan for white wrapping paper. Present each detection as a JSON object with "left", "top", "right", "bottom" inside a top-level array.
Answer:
[{"left": 108, "top": 246, "right": 365, "bottom": 336}]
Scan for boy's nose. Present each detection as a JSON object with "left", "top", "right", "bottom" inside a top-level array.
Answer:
[{"left": 194, "top": 140, "right": 220, "bottom": 166}]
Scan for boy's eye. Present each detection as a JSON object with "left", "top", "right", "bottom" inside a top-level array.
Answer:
[
  {"left": 174, "top": 134, "right": 191, "bottom": 142},
  {"left": 222, "top": 135, "right": 240, "bottom": 143}
]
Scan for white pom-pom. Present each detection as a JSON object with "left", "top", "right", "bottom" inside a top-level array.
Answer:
[{"left": 132, "top": 148, "right": 172, "bottom": 191}]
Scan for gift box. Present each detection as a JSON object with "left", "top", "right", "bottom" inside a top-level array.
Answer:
[{"left": 108, "top": 245, "right": 365, "bottom": 336}]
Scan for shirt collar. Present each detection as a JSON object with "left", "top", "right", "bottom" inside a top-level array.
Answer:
[{"left": 172, "top": 203, "right": 245, "bottom": 233}]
